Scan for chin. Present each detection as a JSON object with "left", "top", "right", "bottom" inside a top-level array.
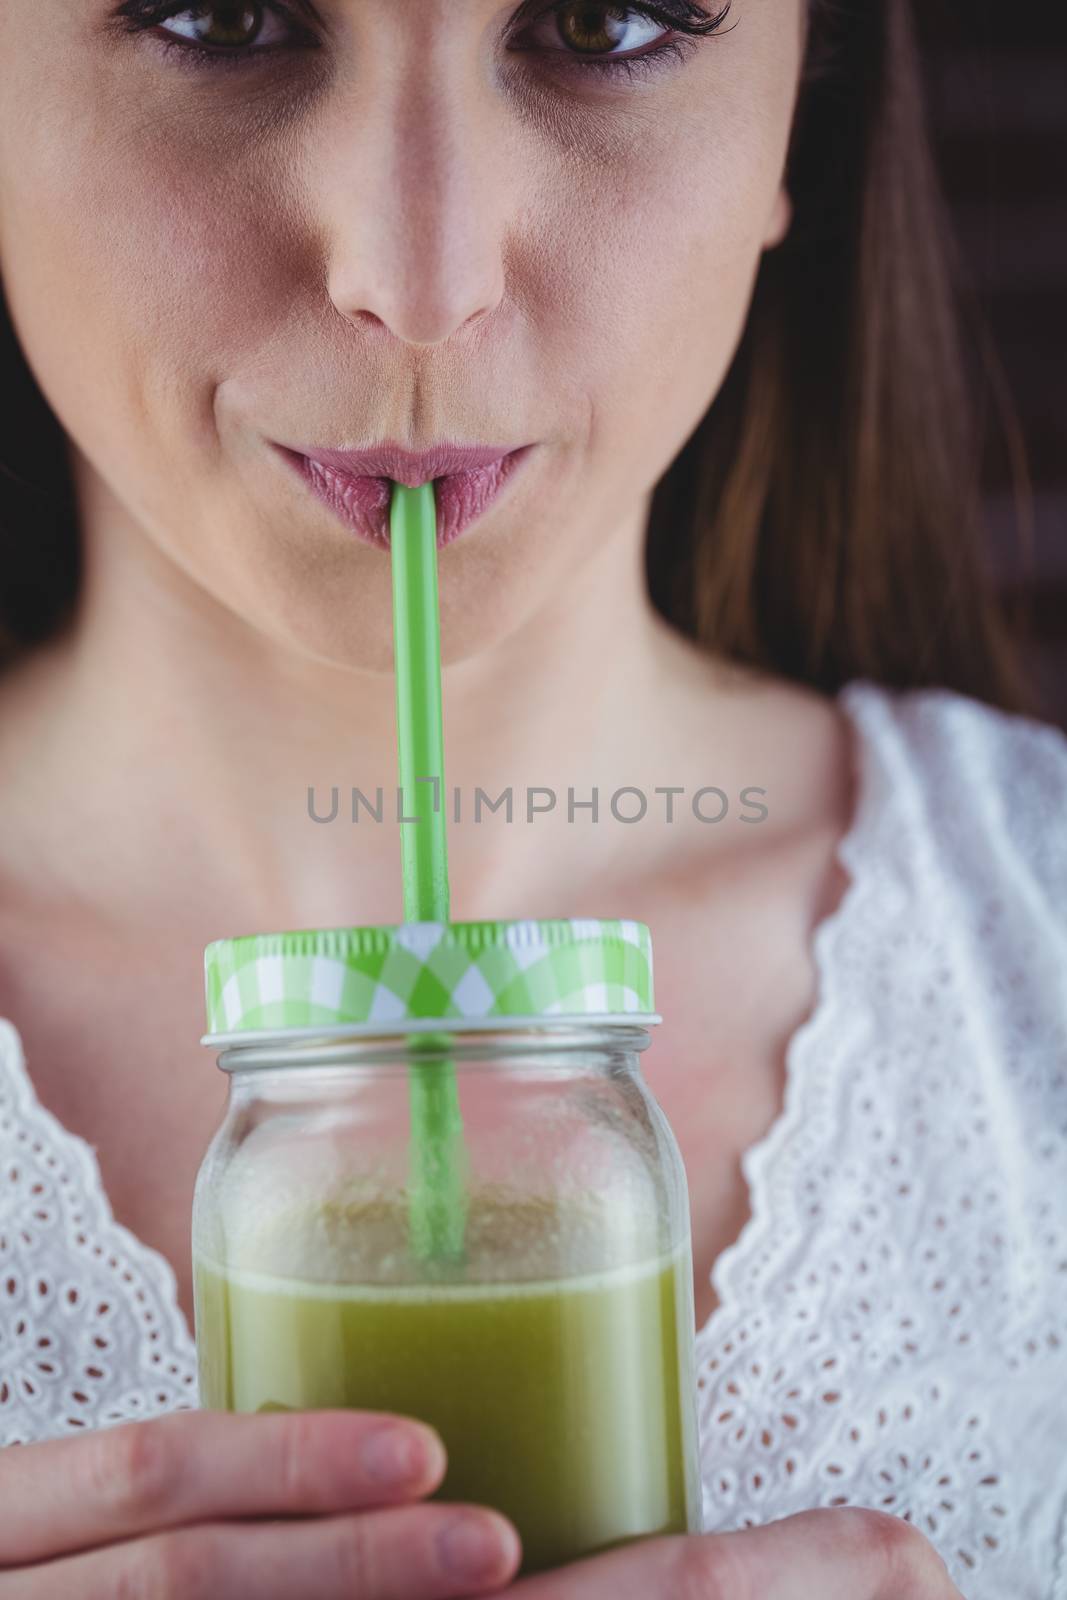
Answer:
[{"left": 229, "top": 550, "right": 541, "bottom": 674}]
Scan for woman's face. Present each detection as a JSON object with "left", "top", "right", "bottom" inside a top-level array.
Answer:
[{"left": 0, "top": 0, "right": 802, "bottom": 670}]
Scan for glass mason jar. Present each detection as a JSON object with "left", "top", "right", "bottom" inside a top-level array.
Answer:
[{"left": 193, "top": 919, "right": 702, "bottom": 1576}]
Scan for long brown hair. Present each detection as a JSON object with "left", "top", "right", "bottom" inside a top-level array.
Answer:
[{"left": 0, "top": 0, "right": 1038, "bottom": 715}]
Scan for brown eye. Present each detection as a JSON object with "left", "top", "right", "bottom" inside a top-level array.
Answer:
[
  {"left": 159, "top": 3, "right": 281, "bottom": 49},
  {"left": 551, "top": 4, "right": 666, "bottom": 57}
]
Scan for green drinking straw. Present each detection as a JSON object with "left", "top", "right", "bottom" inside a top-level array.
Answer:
[{"left": 389, "top": 481, "right": 469, "bottom": 1264}]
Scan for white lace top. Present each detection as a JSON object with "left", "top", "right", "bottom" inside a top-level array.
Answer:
[{"left": 2, "top": 678, "right": 1066, "bottom": 1598}]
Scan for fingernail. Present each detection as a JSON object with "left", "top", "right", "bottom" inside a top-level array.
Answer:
[
  {"left": 362, "top": 1424, "right": 432, "bottom": 1486},
  {"left": 436, "top": 1512, "right": 515, "bottom": 1583}
]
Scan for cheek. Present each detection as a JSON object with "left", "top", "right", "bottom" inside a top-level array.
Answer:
[
  {"left": 523, "top": 99, "right": 786, "bottom": 503},
  {"left": 0, "top": 66, "right": 309, "bottom": 523},
  {"left": 504, "top": 0, "right": 800, "bottom": 495}
]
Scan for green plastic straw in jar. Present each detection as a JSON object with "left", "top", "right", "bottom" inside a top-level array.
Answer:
[{"left": 390, "top": 481, "right": 468, "bottom": 1263}]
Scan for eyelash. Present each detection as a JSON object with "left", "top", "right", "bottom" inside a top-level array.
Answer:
[{"left": 110, "top": 0, "right": 732, "bottom": 83}]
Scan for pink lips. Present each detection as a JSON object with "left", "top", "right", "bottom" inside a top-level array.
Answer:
[{"left": 275, "top": 441, "right": 534, "bottom": 548}]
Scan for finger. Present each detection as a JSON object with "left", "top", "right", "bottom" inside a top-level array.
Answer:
[
  {"left": 0, "top": 1503, "right": 521, "bottom": 1600},
  {"left": 0, "top": 1409, "right": 447, "bottom": 1568},
  {"left": 712, "top": 1510, "right": 962, "bottom": 1600},
  {"left": 508, "top": 1510, "right": 961, "bottom": 1599}
]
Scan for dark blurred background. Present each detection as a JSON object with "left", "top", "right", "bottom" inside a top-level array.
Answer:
[{"left": 916, "top": 6, "right": 1066, "bottom": 730}]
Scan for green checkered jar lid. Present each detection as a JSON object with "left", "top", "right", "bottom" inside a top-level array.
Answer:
[{"left": 202, "top": 918, "right": 658, "bottom": 1044}]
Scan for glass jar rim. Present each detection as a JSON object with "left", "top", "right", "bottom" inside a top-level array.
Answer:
[
  {"left": 208, "top": 1017, "right": 657, "bottom": 1073},
  {"left": 202, "top": 1010, "right": 659, "bottom": 1049}
]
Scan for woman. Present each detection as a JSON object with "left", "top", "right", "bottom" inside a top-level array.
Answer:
[{"left": 0, "top": 0, "right": 1063, "bottom": 1594}]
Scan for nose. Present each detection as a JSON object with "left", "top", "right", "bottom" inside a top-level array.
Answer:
[{"left": 319, "top": 68, "right": 508, "bottom": 348}]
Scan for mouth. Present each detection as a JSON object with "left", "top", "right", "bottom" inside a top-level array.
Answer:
[{"left": 273, "top": 440, "right": 536, "bottom": 549}]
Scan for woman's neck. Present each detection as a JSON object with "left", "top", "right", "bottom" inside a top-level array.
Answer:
[{"left": 0, "top": 471, "right": 772, "bottom": 934}]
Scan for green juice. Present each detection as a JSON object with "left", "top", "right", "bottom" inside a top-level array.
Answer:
[{"left": 194, "top": 1202, "right": 700, "bottom": 1574}]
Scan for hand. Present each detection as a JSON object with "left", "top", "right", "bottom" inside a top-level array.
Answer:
[
  {"left": 0, "top": 1408, "right": 521, "bottom": 1598},
  {"left": 507, "top": 1509, "right": 963, "bottom": 1598}
]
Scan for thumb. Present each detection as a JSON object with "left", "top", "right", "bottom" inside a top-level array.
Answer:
[{"left": 508, "top": 1508, "right": 961, "bottom": 1599}]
